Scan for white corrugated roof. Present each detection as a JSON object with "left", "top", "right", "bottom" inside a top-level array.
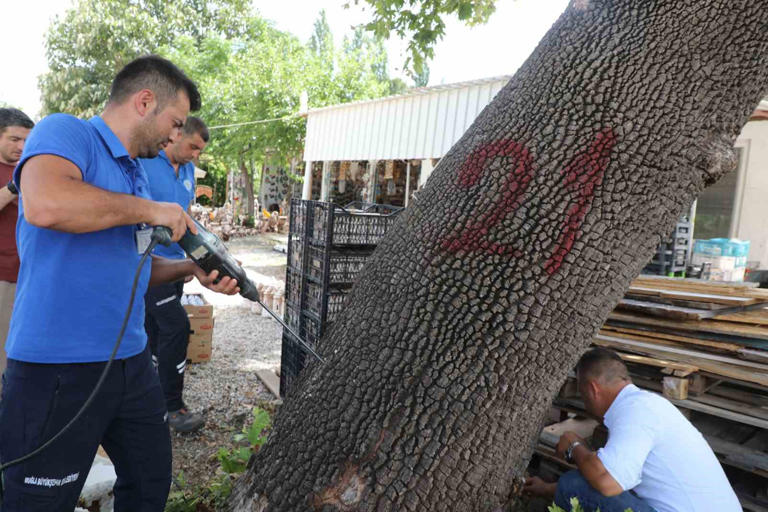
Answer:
[{"left": 303, "top": 75, "right": 511, "bottom": 162}]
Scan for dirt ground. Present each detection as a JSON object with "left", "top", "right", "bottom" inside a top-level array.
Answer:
[{"left": 170, "top": 233, "right": 287, "bottom": 491}]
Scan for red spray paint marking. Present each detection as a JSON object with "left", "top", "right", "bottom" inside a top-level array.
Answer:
[
  {"left": 442, "top": 128, "right": 617, "bottom": 275},
  {"left": 543, "top": 127, "right": 617, "bottom": 275},
  {"left": 441, "top": 139, "right": 534, "bottom": 256}
]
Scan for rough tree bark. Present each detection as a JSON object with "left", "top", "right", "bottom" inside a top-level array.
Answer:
[{"left": 229, "top": 1, "right": 768, "bottom": 510}]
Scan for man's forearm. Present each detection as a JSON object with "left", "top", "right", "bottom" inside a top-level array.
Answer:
[
  {"left": 23, "top": 175, "right": 155, "bottom": 233},
  {"left": 149, "top": 257, "right": 196, "bottom": 286},
  {"left": 0, "top": 187, "right": 15, "bottom": 211},
  {"left": 572, "top": 446, "right": 623, "bottom": 497}
]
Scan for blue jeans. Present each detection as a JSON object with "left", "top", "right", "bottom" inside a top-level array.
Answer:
[{"left": 556, "top": 470, "right": 656, "bottom": 512}]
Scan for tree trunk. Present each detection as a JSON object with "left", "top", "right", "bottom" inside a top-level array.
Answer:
[
  {"left": 229, "top": 1, "right": 768, "bottom": 510},
  {"left": 241, "top": 158, "right": 255, "bottom": 222}
]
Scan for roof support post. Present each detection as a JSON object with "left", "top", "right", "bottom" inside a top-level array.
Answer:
[
  {"left": 302, "top": 160, "right": 313, "bottom": 200},
  {"left": 320, "top": 161, "right": 331, "bottom": 202},
  {"left": 405, "top": 161, "right": 412, "bottom": 208}
]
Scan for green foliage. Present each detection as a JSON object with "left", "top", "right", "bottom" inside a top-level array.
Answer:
[
  {"left": 164, "top": 407, "right": 272, "bottom": 511},
  {"left": 39, "top": 0, "right": 253, "bottom": 118},
  {"left": 40, "top": 1, "right": 401, "bottom": 206},
  {"left": 413, "top": 62, "right": 430, "bottom": 87},
  {"left": 350, "top": 0, "right": 497, "bottom": 77},
  {"left": 547, "top": 498, "right": 633, "bottom": 512}
]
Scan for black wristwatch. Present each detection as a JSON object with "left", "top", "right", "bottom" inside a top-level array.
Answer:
[{"left": 6, "top": 181, "right": 18, "bottom": 195}]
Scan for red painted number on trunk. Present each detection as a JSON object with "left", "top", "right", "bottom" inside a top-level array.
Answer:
[
  {"left": 442, "top": 128, "right": 616, "bottom": 276},
  {"left": 441, "top": 139, "right": 534, "bottom": 256}
]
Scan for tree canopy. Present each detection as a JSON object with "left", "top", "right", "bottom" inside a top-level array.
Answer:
[
  {"left": 40, "top": 0, "right": 409, "bottom": 205},
  {"left": 352, "top": 0, "right": 497, "bottom": 76}
]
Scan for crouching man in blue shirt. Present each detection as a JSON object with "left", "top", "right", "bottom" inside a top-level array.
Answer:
[
  {"left": 141, "top": 117, "right": 209, "bottom": 432},
  {"left": 524, "top": 348, "right": 740, "bottom": 512},
  {"left": 0, "top": 55, "right": 239, "bottom": 512}
]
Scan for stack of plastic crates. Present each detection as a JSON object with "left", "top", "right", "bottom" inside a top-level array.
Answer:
[
  {"left": 280, "top": 199, "right": 403, "bottom": 397},
  {"left": 644, "top": 220, "right": 692, "bottom": 276}
]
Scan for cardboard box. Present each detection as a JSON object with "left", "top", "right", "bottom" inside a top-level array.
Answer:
[
  {"left": 183, "top": 294, "right": 214, "bottom": 363},
  {"left": 187, "top": 335, "right": 212, "bottom": 363},
  {"left": 182, "top": 293, "right": 214, "bottom": 319},
  {"left": 189, "top": 317, "right": 214, "bottom": 341}
]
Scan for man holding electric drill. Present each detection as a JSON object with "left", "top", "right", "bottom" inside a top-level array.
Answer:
[{"left": 0, "top": 55, "right": 238, "bottom": 511}]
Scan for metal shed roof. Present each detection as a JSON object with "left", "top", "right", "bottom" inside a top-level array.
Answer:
[{"left": 303, "top": 75, "right": 511, "bottom": 162}]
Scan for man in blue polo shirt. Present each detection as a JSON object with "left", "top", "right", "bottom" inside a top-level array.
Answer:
[
  {"left": 0, "top": 55, "right": 239, "bottom": 512},
  {"left": 141, "top": 116, "right": 209, "bottom": 432}
]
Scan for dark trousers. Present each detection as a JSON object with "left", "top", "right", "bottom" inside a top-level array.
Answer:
[
  {"left": 556, "top": 470, "right": 656, "bottom": 512},
  {"left": 144, "top": 281, "right": 190, "bottom": 412},
  {"left": 0, "top": 346, "right": 171, "bottom": 511}
]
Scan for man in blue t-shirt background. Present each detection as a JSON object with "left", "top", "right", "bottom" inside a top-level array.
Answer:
[
  {"left": 141, "top": 116, "right": 209, "bottom": 432},
  {"left": 0, "top": 56, "right": 239, "bottom": 512}
]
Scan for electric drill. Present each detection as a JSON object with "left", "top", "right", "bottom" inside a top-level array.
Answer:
[
  {"left": 152, "top": 219, "right": 260, "bottom": 302},
  {"left": 152, "top": 221, "right": 322, "bottom": 362}
]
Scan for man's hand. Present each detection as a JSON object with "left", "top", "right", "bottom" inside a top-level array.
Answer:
[
  {"left": 556, "top": 431, "right": 586, "bottom": 459},
  {"left": 193, "top": 267, "right": 240, "bottom": 295},
  {"left": 523, "top": 476, "right": 557, "bottom": 499},
  {"left": 149, "top": 202, "right": 197, "bottom": 242},
  {"left": 0, "top": 186, "right": 17, "bottom": 211}
]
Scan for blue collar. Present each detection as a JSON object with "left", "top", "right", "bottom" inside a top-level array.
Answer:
[
  {"left": 89, "top": 116, "right": 130, "bottom": 160},
  {"left": 157, "top": 150, "right": 172, "bottom": 165}
]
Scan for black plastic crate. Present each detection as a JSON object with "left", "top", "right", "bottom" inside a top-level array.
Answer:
[
  {"left": 279, "top": 332, "right": 307, "bottom": 397},
  {"left": 285, "top": 268, "right": 302, "bottom": 306},
  {"left": 305, "top": 282, "right": 349, "bottom": 322},
  {"left": 289, "top": 199, "right": 309, "bottom": 236},
  {"left": 304, "top": 281, "right": 324, "bottom": 319},
  {"left": 325, "top": 291, "right": 348, "bottom": 323},
  {"left": 288, "top": 238, "right": 304, "bottom": 272},
  {"left": 301, "top": 312, "right": 323, "bottom": 347},
  {"left": 307, "top": 245, "right": 370, "bottom": 286},
  {"left": 310, "top": 201, "right": 401, "bottom": 247},
  {"left": 284, "top": 301, "right": 301, "bottom": 331},
  {"left": 343, "top": 201, "right": 404, "bottom": 215}
]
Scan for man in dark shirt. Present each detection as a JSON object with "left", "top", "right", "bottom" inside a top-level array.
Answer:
[{"left": 0, "top": 108, "right": 34, "bottom": 390}]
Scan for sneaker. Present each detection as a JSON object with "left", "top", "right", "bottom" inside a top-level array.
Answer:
[{"left": 167, "top": 408, "right": 204, "bottom": 433}]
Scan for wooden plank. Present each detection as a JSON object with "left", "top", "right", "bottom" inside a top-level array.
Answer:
[
  {"left": 718, "top": 308, "right": 768, "bottom": 326},
  {"left": 668, "top": 399, "right": 768, "bottom": 430},
  {"left": 633, "top": 276, "right": 768, "bottom": 300},
  {"left": 663, "top": 376, "right": 689, "bottom": 399},
  {"left": 704, "top": 435, "right": 768, "bottom": 474},
  {"left": 627, "top": 286, "right": 759, "bottom": 306},
  {"left": 617, "top": 299, "right": 714, "bottom": 320},
  {"left": 256, "top": 368, "right": 281, "bottom": 398},
  {"left": 609, "top": 311, "right": 768, "bottom": 341},
  {"left": 557, "top": 392, "right": 768, "bottom": 430},
  {"left": 618, "top": 298, "right": 768, "bottom": 321},
  {"left": 540, "top": 418, "right": 599, "bottom": 448},
  {"left": 708, "top": 385, "right": 768, "bottom": 408},
  {"left": 600, "top": 325, "right": 745, "bottom": 354},
  {"left": 689, "top": 393, "right": 768, "bottom": 422},
  {"left": 597, "top": 334, "right": 768, "bottom": 372},
  {"left": 618, "top": 353, "right": 698, "bottom": 376},
  {"left": 594, "top": 335, "right": 768, "bottom": 387}
]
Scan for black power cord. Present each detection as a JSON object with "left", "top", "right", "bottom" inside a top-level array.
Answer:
[{"left": 0, "top": 233, "right": 161, "bottom": 503}]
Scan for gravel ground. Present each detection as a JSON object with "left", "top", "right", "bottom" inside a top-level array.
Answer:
[{"left": 170, "top": 233, "right": 287, "bottom": 491}]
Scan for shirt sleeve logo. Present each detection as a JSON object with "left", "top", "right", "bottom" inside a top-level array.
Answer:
[{"left": 184, "top": 179, "right": 193, "bottom": 191}]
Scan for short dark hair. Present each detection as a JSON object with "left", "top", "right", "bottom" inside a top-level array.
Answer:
[
  {"left": 0, "top": 108, "right": 34, "bottom": 135},
  {"left": 109, "top": 55, "right": 201, "bottom": 112},
  {"left": 182, "top": 116, "right": 209, "bottom": 143},
  {"left": 576, "top": 348, "right": 630, "bottom": 385}
]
